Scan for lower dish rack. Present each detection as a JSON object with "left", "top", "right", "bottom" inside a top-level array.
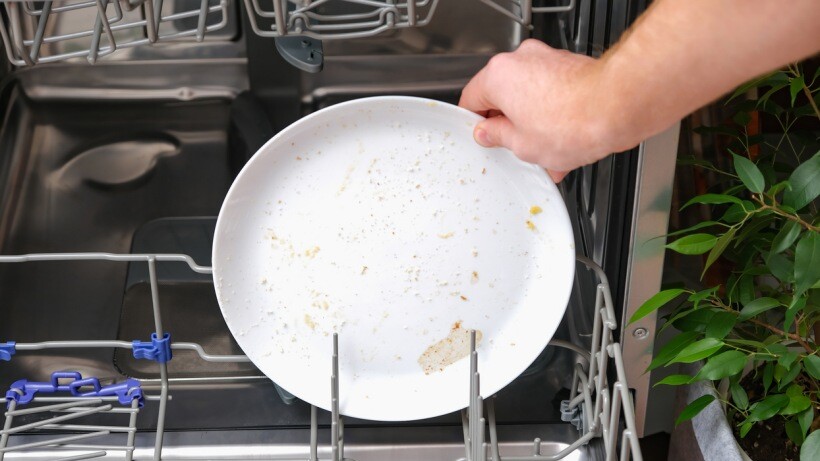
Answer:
[{"left": 0, "top": 252, "right": 642, "bottom": 461}]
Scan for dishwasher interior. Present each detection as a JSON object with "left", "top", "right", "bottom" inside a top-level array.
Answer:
[{"left": 0, "top": 1, "right": 653, "bottom": 460}]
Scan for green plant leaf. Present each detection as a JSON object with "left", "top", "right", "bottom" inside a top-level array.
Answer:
[
  {"left": 771, "top": 221, "right": 802, "bottom": 254},
  {"left": 681, "top": 193, "right": 743, "bottom": 210},
  {"left": 790, "top": 75, "right": 805, "bottom": 106},
  {"left": 654, "top": 374, "right": 693, "bottom": 386},
  {"left": 675, "top": 394, "right": 715, "bottom": 426},
  {"left": 783, "top": 151, "right": 820, "bottom": 212},
  {"left": 763, "top": 362, "right": 774, "bottom": 392},
  {"left": 779, "top": 351, "right": 799, "bottom": 369},
  {"left": 782, "top": 385, "right": 811, "bottom": 415},
  {"left": 749, "top": 394, "right": 789, "bottom": 422},
  {"left": 777, "top": 363, "right": 801, "bottom": 390},
  {"left": 695, "top": 350, "right": 747, "bottom": 381},
  {"left": 721, "top": 202, "right": 752, "bottom": 224},
  {"left": 804, "top": 355, "right": 820, "bottom": 380},
  {"left": 786, "top": 420, "right": 805, "bottom": 447},
  {"left": 733, "top": 111, "right": 752, "bottom": 127},
  {"left": 667, "top": 233, "right": 717, "bottom": 255},
  {"left": 671, "top": 338, "right": 724, "bottom": 364},
  {"left": 673, "top": 309, "right": 718, "bottom": 333},
  {"left": 784, "top": 296, "right": 807, "bottom": 332},
  {"left": 801, "top": 429, "right": 820, "bottom": 461},
  {"left": 630, "top": 288, "right": 687, "bottom": 324},
  {"left": 798, "top": 407, "right": 814, "bottom": 436},
  {"left": 728, "top": 71, "right": 783, "bottom": 103},
  {"left": 739, "top": 421, "right": 754, "bottom": 438},
  {"left": 730, "top": 381, "right": 749, "bottom": 410},
  {"left": 702, "top": 227, "right": 737, "bottom": 278},
  {"left": 705, "top": 311, "right": 736, "bottom": 339},
  {"left": 732, "top": 153, "right": 765, "bottom": 193},
  {"left": 767, "top": 251, "right": 795, "bottom": 284},
  {"left": 647, "top": 331, "right": 700, "bottom": 371},
  {"left": 767, "top": 180, "right": 792, "bottom": 197},
  {"left": 664, "top": 221, "right": 726, "bottom": 239},
  {"left": 738, "top": 297, "right": 781, "bottom": 320},
  {"left": 739, "top": 275, "right": 755, "bottom": 306},
  {"left": 794, "top": 232, "right": 820, "bottom": 297}
]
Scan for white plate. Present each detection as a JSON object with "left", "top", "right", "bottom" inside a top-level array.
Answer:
[{"left": 212, "top": 96, "right": 575, "bottom": 421}]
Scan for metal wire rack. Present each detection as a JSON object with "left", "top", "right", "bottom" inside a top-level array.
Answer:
[
  {"left": 0, "top": 0, "right": 230, "bottom": 66},
  {"left": 0, "top": 251, "right": 641, "bottom": 460},
  {"left": 0, "top": 0, "right": 576, "bottom": 65}
]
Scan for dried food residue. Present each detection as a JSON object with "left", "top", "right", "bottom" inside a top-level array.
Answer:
[
  {"left": 438, "top": 232, "right": 454, "bottom": 239},
  {"left": 418, "top": 321, "right": 483, "bottom": 375},
  {"left": 304, "top": 314, "right": 316, "bottom": 330},
  {"left": 530, "top": 206, "right": 543, "bottom": 215},
  {"left": 526, "top": 220, "right": 537, "bottom": 231}
]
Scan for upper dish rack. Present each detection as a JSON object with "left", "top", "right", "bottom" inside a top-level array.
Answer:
[{"left": 0, "top": 0, "right": 576, "bottom": 66}]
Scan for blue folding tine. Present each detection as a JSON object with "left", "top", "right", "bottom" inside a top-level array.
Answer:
[{"left": 5, "top": 371, "right": 144, "bottom": 408}]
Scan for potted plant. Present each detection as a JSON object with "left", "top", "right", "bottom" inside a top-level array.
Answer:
[{"left": 631, "top": 62, "right": 819, "bottom": 461}]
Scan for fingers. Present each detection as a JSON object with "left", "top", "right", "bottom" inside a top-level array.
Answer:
[
  {"left": 458, "top": 65, "right": 496, "bottom": 116},
  {"left": 474, "top": 115, "right": 515, "bottom": 150},
  {"left": 547, "top": 169, "right": 569, "bottom": 183}
]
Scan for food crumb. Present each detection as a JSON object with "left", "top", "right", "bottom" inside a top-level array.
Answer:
[
  {"left": 530, "top": 205, "right": 543, "bottom": 215},
  {"left": 260, "top": 277, "right": 268, "bottom": 285},
  {"left": 526, "top": 220, "right": 537, "bottom": 231},
  {"left": 438, "top": 231, "right": 454, "bottom": 239},
  {"left": 296, "top": 156, "right": 302, "bottom": 160},
  {"left": 304, "top": 314, "right": 316, "bottom": 330},
  {"left": 361, "top": 266, "right": 368, "bottom": 275},
  {"left": 304, "top": 246, "right": 321, "bottom": 258},
  {"left": 471, "top": 271, "right": 479, "bottom": 283},
  {"left": 481, "top": 168, "right": 486, "bottom": 175},
  {"left": 472, "top": 248, "right": 478, "bottom": 257},
  {"left": 460, "top": 295, "right": 468, "bottom": 301}
]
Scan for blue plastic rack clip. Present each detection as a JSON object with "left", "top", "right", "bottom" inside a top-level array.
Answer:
[
  {"left": 132, "top": 332, "right": 172, "bottom": 363},
  {"left": 5, "top": 371, "right": 144, "bottom": 407},
  {"left": 0, "top": 341, "right": 15, "bottom": 361}
]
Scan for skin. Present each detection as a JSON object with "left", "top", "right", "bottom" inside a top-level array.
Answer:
[{"left": 459, "top": 0, "right": 820, "bottom": 182}]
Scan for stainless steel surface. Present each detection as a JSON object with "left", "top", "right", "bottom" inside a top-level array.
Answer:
[{"left": 619, "top": 123, "right": 682, "bottom": 437}]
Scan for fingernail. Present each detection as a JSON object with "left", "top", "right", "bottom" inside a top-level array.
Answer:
[{"left": 475, "top": 128, "right": 491, "bottom": 146}]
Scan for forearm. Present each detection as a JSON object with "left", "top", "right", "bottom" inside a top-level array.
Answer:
[{"left": 599, "top": 0, "right": 820, "bottom": 152}]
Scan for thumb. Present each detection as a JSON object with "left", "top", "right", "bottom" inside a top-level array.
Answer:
[
  {"left": 474, "top": 115, "right": 515, "bottom": 150},
  {"left": 547, "top": 169, "right": 569, "bottom": 183}
]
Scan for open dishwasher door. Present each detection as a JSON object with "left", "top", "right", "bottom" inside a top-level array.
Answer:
[{"left": 0, "top": 1, "right": 672, "bottom": 459}]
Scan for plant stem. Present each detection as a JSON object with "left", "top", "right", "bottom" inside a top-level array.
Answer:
[
  {"left": 745, "top": 317, "right": 814, "bottom": 353},
  {"left": 803, "top": 84, "right": 820, "bottom": 120},
  {"left": 752, "top": 196, "right": 819, "bottom": 232}
]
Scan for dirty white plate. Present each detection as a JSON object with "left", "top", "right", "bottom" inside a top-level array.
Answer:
[{"left": 212, "top": 96, "right": 575, "bottom": 421}]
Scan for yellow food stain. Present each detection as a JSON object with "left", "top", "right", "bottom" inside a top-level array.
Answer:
[
  {"left": 530, "top": 206, "right": 543, "bottom": 215},
  {"left": 438, "top": 231, "right": 454, "bottom": 239},
  {"left": 304, "top": 314, "right": 316, "bottom": 330},
  {"left": 304, "top": 246, "right": 321, "bottom": 258},
  {"left": 418, "top": 321, "right": 483, "bottom": 375},
  {"left": 526, "top": 220, "right": 537, "bottom": 231},
  {"left": 471, "top": 271, "right": 479, "bottom": 284}
]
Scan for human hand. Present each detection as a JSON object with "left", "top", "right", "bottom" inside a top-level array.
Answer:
[{"left": 459, "top": 40, "right": 634, "bottom": 182}]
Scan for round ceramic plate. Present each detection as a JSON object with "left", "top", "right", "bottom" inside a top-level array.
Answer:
[{"left": 212, "top": 96, "right": 575, "bottom": 421}]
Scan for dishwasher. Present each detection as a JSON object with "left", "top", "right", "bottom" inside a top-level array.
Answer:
[{"left": 0, "top": 1, "right": 681, "bottom": 460}]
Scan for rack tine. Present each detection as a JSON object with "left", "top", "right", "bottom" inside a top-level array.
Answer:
[
  {"left": 2, "top": 405, "right": 113, "bottom": 435},
  {"left": 0, "top": 431, "right": 110, "bottom": 454},
  {"left": 309, "top": 405, "right": 318, "bottom": 461},
  {"left": 88, "top": 0, "right": 117, "bottom": 64},
  {"left": 196, "top": 0, "right": 208, "bottom": 41},
  {"left": 331, "top": 333, "right": 340, "bottom": 461},
  {"left": 6, "top": 2, "right": 34, "bottom": 65},
  {"left": 28, "top": 0, "right": 52, "bottom": 62}
]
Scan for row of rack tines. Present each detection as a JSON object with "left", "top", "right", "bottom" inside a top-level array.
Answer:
[{"left": 0, "top": 0, "right": 575, "bottom": 66}]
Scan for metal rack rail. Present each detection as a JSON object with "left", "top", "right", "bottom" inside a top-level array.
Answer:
[
  {"left": 0, "top": 0, "right": 577, "bottom": 65},
  {"left": 0, "top": 252, "right": 641, "bottom": 460}
]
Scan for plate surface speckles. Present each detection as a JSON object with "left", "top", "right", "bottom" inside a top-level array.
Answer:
[{"left": 212, "top": 96, "right": 575, "bottom": 421}]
